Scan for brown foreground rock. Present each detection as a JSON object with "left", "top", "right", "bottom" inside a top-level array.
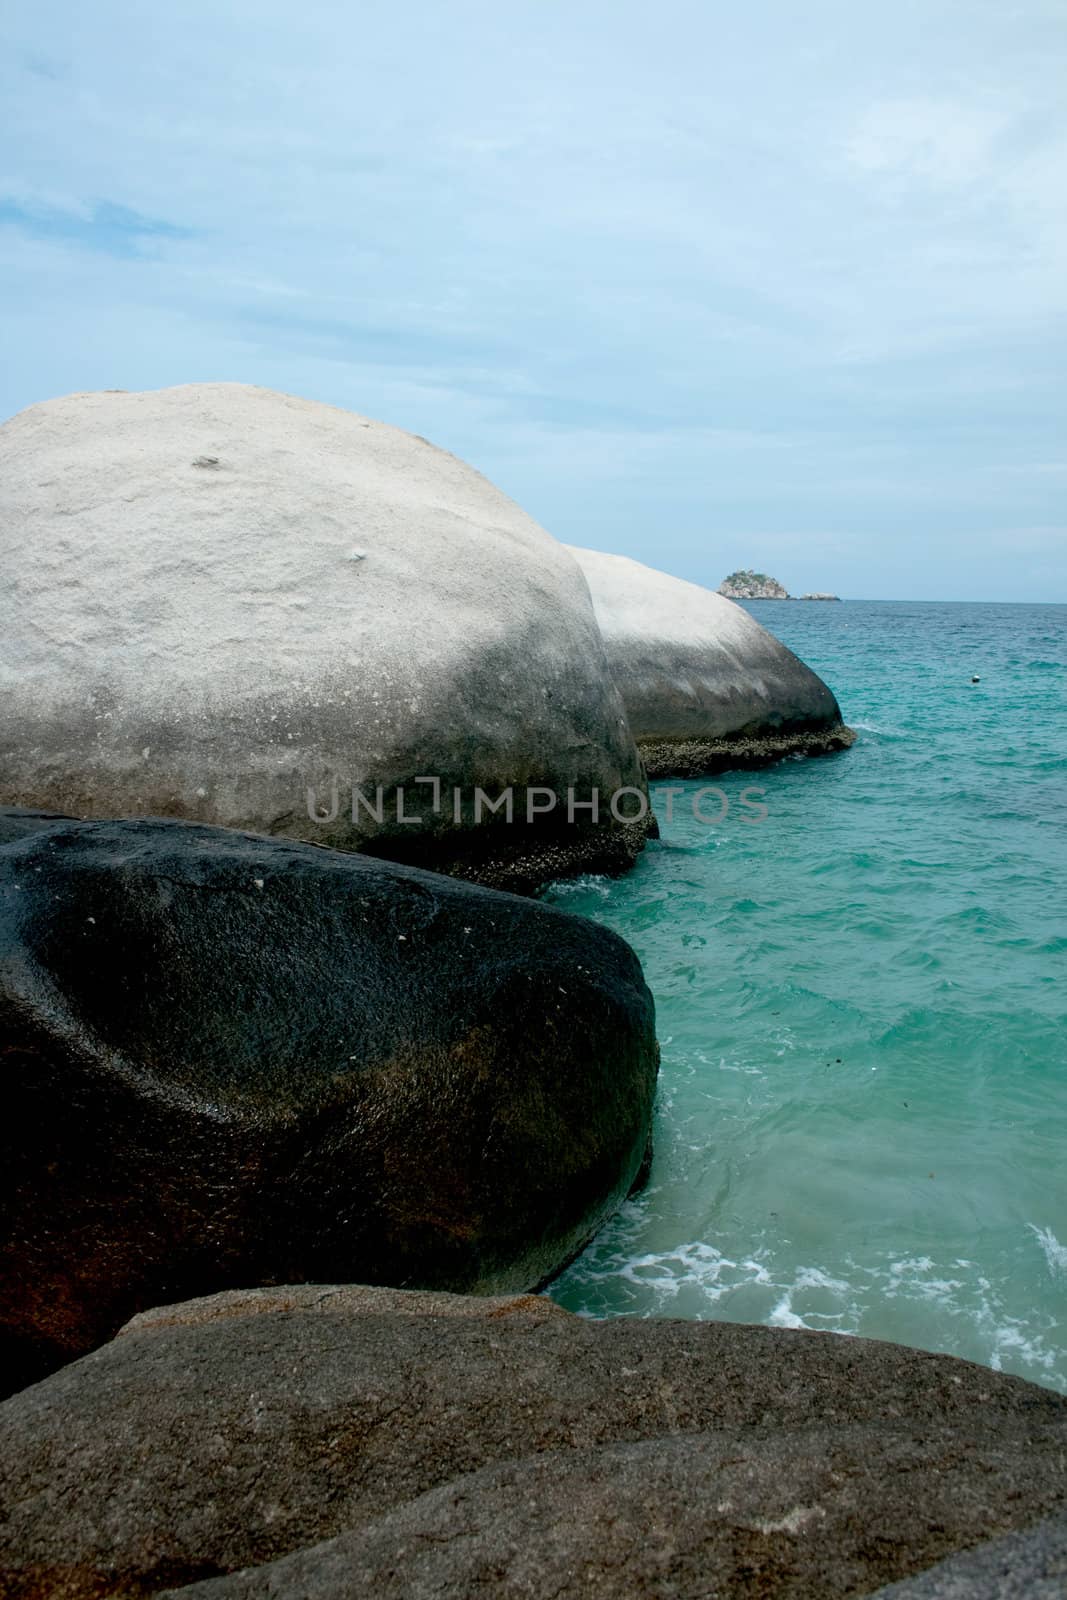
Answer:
[{"left": 0, "top": 1284, "right": 1064, "bottom": 1599}]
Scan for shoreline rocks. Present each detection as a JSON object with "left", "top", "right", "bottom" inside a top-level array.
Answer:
[
  {"left": 1, "top": 1283, "right": 1063, "bottom": 1598},
  {"left": 0, "top": 383, "right": 650, "bottom": 895},
  {"left": 0, "top": 811, "right": 657, "bottom": 1393},
  {"left": 638, "top": 722, "right": 856, "bottom": 777},
  {"left": 571, "top": 547, "right": 855, "bottom": 776}
]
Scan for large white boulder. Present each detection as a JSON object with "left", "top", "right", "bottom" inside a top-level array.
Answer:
[
  {"left": 569, "top": 546, "right": 853, "bottom": 775},
  {"left": 0, "top": 385, "right": 650, "bottom": 890}
]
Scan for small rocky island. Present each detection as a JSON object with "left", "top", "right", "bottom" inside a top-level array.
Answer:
[
  {"left": 719, "top": 569, "right": 789, "bottom": 599},
  {"left": 719, "top": 570, "right": 841, "bottom": 601}
]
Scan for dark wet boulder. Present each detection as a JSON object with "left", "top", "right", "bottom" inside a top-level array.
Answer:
[
  {"left": 0, "top": 806, "right": 75, "bottom": 846},
  {"left": 0, "top": 813, "right": 657, "bottom": 1392},
  {"left": 0, "top": 1284, "right": 1064, "bottom": 1599}
]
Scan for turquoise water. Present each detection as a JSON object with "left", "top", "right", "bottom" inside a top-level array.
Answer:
[{"left": 547, "top": 601, "right": 1067, "bottom": 1392}]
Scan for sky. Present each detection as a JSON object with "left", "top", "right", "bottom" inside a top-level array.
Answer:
[{"left": 2, "top": 1, "right": 1065, "bottom": 601}]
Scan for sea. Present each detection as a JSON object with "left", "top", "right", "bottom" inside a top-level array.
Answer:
[{"left": 545, "top": 600, "right": 1067, "bottom": 1393}]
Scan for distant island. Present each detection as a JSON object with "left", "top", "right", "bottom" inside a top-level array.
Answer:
[
  {"left": 719, "top": 570, "right": 840, "bottom": 601},
  {"left": 719, "top": 569, "right": 789, "bottom": 599}
]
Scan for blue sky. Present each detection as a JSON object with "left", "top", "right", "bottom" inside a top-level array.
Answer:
[{"left": 2, "top": 1, "right": 1065, "bottom": 600}]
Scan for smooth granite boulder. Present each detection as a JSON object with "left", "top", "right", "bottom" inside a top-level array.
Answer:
[
  {"left": 0, "top": 384, "right": 650, "bottom": 892},
  {"left": 0, "top": 813, "right": 657, "bottom": 1392},
  {"left": 570, "top": 545, "right": 855, "bottom": 775},
  {"left": 0, "top": 1284, "right": 1064, "bottom": 1599}
]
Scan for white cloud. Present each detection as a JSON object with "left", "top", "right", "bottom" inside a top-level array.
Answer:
[{"left": 846, "top": 96, "right": 1009, "bottom": 186}]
